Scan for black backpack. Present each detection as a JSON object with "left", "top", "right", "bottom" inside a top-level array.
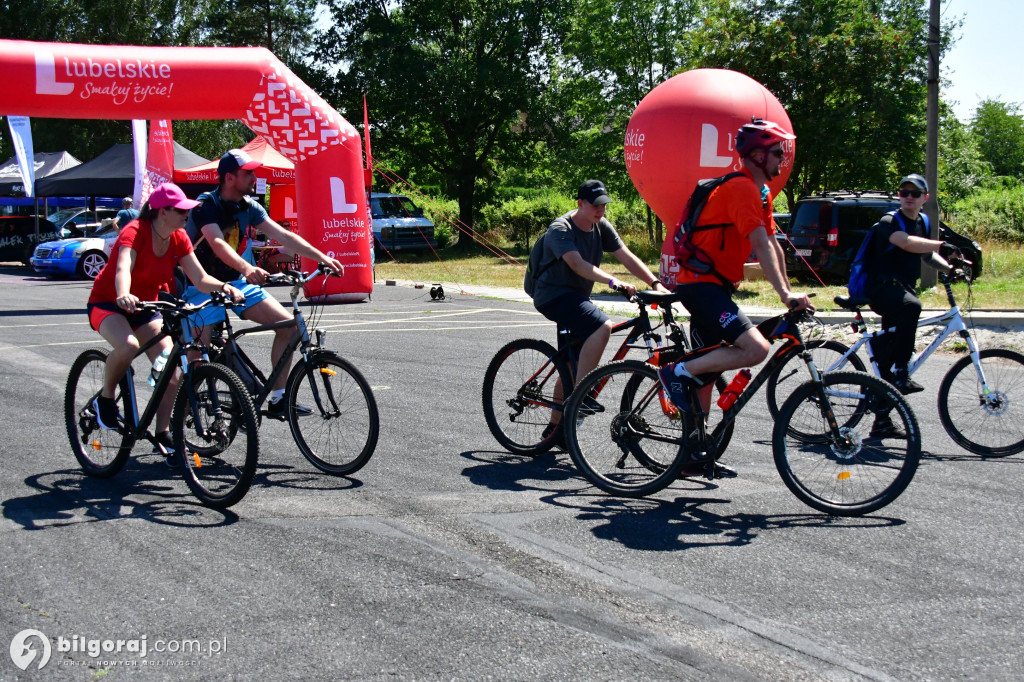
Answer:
[
  {"left": 523, "top": 232, "right": 554, "bottom": 298},
  {"left": 672, "top": 171, "right": 745, "bottom": 290}
]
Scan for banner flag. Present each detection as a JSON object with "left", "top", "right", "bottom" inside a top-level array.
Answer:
[
  {"left": 7, "top": 116, "right": 35, "bottom": 197},
  {"left": 131, "top": 119, "right": 147, "bottom": 206},
  {"left": 140, "top": 119, "right": 174, "bottom": 205}
]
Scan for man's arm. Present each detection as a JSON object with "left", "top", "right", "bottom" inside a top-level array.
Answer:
[
  {"left": 611, "top": 247, "right": 670, "bottom": 292},
  {"left": 750, "top": 227, "right": 811, "bottom": 310},
  {"left": 560, "top": 250, "right": 636, "bottom": 296},
  {"left": 255, "top": 218, "right": 343, "bottom": 276}
]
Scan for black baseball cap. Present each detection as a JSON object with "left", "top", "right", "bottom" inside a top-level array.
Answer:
[{"left": 577, "top": 179, "right": 611, "bottom": 206}]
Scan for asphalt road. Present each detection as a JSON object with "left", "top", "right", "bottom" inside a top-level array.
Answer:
[{"left": 1, "top": 266, "right": 1022, "bottom": 680}]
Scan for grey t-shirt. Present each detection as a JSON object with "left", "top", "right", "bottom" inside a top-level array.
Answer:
[{"left": 532, "top": 211, "right": 625, "bottom": 307}]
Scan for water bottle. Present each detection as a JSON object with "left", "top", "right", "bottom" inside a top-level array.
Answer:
[
  {"left": 148, "top": 348, "right": 171, "bottom": 387},
  {"left": 716, "top": 369, "right": 751, "bottom": 410}
]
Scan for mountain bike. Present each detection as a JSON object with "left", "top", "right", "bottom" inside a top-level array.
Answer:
[
  {"left": 765, "top": 258, "right": 1024, "bottom": 457},
  {"left": 204, "top": 264, "right": 379, "bottom": 476},
  {"left": 65, "top": 294, "right": 260, "bottom": 509},
  {"left": 562, "top": 304, "right": 922, "bottom": 516},
  {"left": 482, "top": 289, "right": 732, "bottom": 457}
]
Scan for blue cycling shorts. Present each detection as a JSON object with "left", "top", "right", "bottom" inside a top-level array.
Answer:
[{"left": 181, "top": 280, "right": 270, "bottom": 327}]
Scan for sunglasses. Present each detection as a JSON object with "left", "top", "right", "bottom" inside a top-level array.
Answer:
[
  {"left": 898, "top": 189, "right": 923, "bottom": 198},
  {"left": 767, "top": 148, "right": 786, "bottom": 159},
  {"left": 167, "top": 207, "right": 189, "bottom": 215}
]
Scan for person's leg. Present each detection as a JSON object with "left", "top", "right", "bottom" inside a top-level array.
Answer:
[
  {"left": 870, "top": 284, "right": 922, "bottom": 394},
  {"left": 97, "top": 313, "right": 140, "bottom": 399},
  {"left": 133, "top": 319, "right": 177, "bottom": 434},
  {"left": 239, "top": 294, "right": 293, "bottom": 392}
]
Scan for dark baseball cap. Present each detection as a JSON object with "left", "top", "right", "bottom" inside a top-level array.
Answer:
[
  {"left": 218, "top": 148, "right": 262, "bottom": 176},
  {"left": 899, "top": 173, "right": 928, "bottom": 193},
  {"left": 577, "top": 179, "right": 612, "bottom": 206}
]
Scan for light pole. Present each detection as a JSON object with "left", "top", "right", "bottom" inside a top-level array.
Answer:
[{"left": 923, "top": 0, "right": 941, "bottom": 287}]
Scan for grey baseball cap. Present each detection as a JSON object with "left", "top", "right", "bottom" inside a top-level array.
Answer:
[{"left": 899, "top": 173, "right": 928, "bottom": 193}]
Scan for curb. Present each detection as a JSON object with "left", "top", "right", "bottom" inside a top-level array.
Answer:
[{"left": 377, "top": 278, "right": 1024, "bottom": 330}]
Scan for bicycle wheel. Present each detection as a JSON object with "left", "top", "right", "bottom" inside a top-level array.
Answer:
[
  {"left": 482, "top": 338, "right": 574, "bottom": 456},
  {"left": 286, "top": 351, "right": 380, "bottom": 476},
  {"left": 766, "top": 339, "right": 865, "bottom": 419},
  {"left": 173, "top": 362, "right": 259, "bottom": 508},
  {"left": 620, "top": 371, "right": 734, "bottom": 468},
  {"left": 773, "top": 371, "right": 920, "bottom": 516},
  {"left": 65, "top": 348, "right": 134, "bottom": 477},
  {"left": 937, "top": 348, "right": 1024, "bottom": 457},
  {"left": 564, "top": 360, "right": 691, "bottom": 497}
]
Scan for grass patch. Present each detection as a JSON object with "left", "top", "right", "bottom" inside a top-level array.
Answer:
[{"left": 372, "top": 240, "right": 1024, "bottom": 310}]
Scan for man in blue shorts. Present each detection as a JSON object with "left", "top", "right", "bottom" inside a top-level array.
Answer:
[
  {"left": 534, "top": 179, "right": 669, "bottom": 440},
  {"left": 181, "top": 148, "right": 343, "bottom": 418}
]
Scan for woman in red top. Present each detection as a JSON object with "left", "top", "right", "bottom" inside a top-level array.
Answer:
[{"left": 87, "top": 183, "right": 242, "bottom": 455}]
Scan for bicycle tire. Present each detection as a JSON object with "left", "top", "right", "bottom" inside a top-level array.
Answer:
[
  {"left": 937, "top": 347, "right": 1024, "bottom": 457},
  {"left": 65, "top": 348, "right": 134, "bottom": 477},
  {"left": 773, "top": 371, "right": 921, "bottom": 516},
  {"left": 766, "top": 339, "right": 865, "bottom": 419},
  {"left": 620, "top": 371, "right": 734, "bottom": 470},
  {"left": 482, "top": 338, "right": 574, "bottom": 456},
  {"left": 285, "top": 351, "right": 380, "bottom": 476},
  {"left": 173, "top": 362, "right": 259, "bottom": 509},
  {"left": 564, "top": 360, "right": 691, "bottom": 497}
]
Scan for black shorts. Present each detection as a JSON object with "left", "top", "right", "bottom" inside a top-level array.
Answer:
[
  {"left": 534, "top": 292, "right": 609, "bottom": 347},
  {"left": 675, "top": 283, "right": 753, "bottom": 350}
]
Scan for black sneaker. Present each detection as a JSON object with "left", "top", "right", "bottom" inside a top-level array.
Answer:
[
  {"left": 678, "top": 461, "right": 738, "bottom": 479},
  {"left": 577, "top": 395, "right": 605, "bottom": 416},
  {"left": 869, "top": 415, "right": 907, "bottom": 440},
  {"left": 541, "top": 422, "right": 567, "bottom": 451},
  {"left": 265, "top": 399, "right": 313, "bottom": 420},
  {"left": 152, "top": 431, "right": 174, "bottom": 454},
  {"left": 92, "top": 396, "right": 120, "bottom": 430},
  {"left": 891, "top": 369, "right": 925, "bottom": 395},
  {"left": 657, "top": 365, "right": 694, "bottom": 412}
]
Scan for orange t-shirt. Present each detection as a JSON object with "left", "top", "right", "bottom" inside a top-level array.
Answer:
[{"left": 673, "top": 168, "right": 776, "bottom": 286}]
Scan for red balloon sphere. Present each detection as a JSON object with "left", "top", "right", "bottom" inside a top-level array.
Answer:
[{"left": 624, "top": 68, "right": 795, "bottom": 228}]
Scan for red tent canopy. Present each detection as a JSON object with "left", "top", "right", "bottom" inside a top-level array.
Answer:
[{"left": 174, "top": 136, "right": 295, "bottom": 185}]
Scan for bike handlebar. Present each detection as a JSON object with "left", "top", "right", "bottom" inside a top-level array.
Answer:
[{"left": 266, "top": 262, "right": 339, "bottom": 287}]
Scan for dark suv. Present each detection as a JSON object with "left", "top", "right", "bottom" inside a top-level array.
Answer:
[
  {"left": 0, "top": 217, "right": 62, "bottom": 265},
  {"left": 778, "top": 190, "right": 983, "bottom": 281}
]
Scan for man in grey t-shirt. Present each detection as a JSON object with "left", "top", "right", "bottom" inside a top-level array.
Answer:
[{"left": 533, "top": 179, "right": 669, "bottom": 439}]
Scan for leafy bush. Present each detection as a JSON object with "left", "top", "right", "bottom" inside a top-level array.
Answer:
[
  {"left": 420, "top": 197, "right": 460, "bottom": 248},
  {"left": 479, "top": 191, "right": 576, "bottom": 249},
  {"left": 950, "top": 181, "right": 1024, "bottom": 244}
]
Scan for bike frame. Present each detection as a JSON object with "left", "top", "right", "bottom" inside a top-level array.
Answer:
[
  {"left": 518, "top": 297, "right": 689, "bottom": 413},
  {"left": 828, "top": 274, "right": 992, "bottom": 390}
]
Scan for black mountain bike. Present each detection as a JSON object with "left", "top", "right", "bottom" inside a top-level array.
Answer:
[
  {"left": 562, "top": 304, "right": 923, "bottom": 516},
  {"left": 205, "top": 264, "right": 379, "bottom": 476},
  {"left": 65, "top": 294, "right": 260, "bottom": 508},
  {"left": 482, "top": 290, "right": 732, "bottom": 457}
]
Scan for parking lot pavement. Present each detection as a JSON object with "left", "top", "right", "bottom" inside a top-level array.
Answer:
[{"left": 2, "top": 267, "right": 1023, "bottom": 679}]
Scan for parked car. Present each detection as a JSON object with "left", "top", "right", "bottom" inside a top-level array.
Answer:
[
  {"left": 779, "top": 190, "right": 983, "bottom": 281},
  {"left": 31, "top": 220, "right": 120, "bottom": 279},
  {"left": 370, "top": 193, "right": 437, "bottom": 253},
  {"left": 0, "top": 216, "right": 62, "bottom": 265},
  {"left": 47, "top": 207, "right": 118, "bottom": 238},
  {"left": 773, "top": 212, "right": 791, "bottom": 233}
]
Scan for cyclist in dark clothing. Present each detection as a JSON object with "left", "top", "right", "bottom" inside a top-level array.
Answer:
[{"left": 867, "top": 174, "right": 956, "bottom": 403}]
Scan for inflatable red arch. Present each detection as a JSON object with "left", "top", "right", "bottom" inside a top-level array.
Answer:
[{"left": 0, "top": 39, "right": 371, "bottom": 302}]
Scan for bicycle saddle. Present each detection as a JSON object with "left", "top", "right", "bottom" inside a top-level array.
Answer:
[{"left": 635, "top": 290, "right": 681, "bottom": 305}]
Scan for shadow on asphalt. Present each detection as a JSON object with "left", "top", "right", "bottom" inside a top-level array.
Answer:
[
  {"left": 4, "top": 464, "right": 239, "bottom": 529},
  {"left": 460, "top": 449, "right": 906, "bottom": 551}
]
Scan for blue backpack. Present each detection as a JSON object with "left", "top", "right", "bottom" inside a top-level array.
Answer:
[{"left": 847, "top": 210, "right": 927, "bottom": 299}]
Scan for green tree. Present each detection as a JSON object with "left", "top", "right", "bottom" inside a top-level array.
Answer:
[
  {"left": 691, "top": 0, "right": 957, "bottom": 206},
  {"left": 970, "top": 98, "right": 1024, "bottom": 180},
  {"left": 198, "top": 0, "right": 317, "bottom": 69},
  {"left": 938, "top": 105, "right": 992, "bottom": 210},
  {"left": 314, "top": 0, "right": 567, "bottom": 250}
]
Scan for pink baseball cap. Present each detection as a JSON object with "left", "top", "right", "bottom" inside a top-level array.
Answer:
[
  {"left": 218, "top": 148, "right": 262, "bottom": 176},
  {"left": 148, "top": 183, "right": 200, "bottom": 211}
]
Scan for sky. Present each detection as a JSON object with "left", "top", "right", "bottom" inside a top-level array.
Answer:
[{"left": 942, "top": 0, "right": 1024, "bottom": 121}]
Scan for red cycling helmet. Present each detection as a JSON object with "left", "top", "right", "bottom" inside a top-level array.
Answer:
[{"left": 735, "top": 118, "right": 796, "bottom": 158}]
